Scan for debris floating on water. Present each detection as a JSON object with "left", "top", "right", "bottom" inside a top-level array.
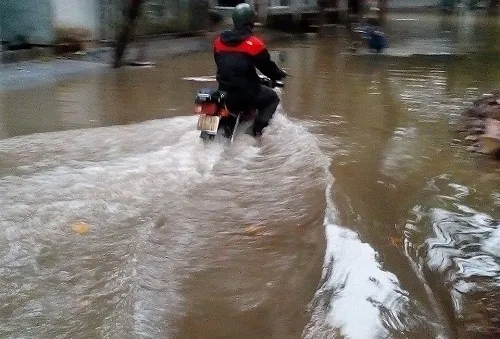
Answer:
[
  {"left": 71, "top": 221, "right": 90, "bottom": 235},
  {"left": 244, "top": 225, "right": 265, "bottom": 236}
]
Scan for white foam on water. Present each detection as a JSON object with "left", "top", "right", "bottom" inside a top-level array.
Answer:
[
  {"left": 305, "top": 196, "right": 439, "bottom": 338},
  {"left": 0, "top": 102, "right": 329, "bottom": 338},
  {"left": 181, "top": 76, "right": 217, "bottom": 82},
  {"left": 482, "top": 226, "right": 500, "bottom": 257},
  {"left": 322, "top": 224, "right": 409, "bottom": 338},
  {"left": 303, "top": 151, "right": 441, "bottom": 337},
  {"left": 0, "top": 115, "right": 229, "bottom": 339}
]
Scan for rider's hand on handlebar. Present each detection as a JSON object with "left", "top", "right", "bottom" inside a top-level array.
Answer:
[{"left": 277, "top": 68, "right": 288, "bottom": 80}]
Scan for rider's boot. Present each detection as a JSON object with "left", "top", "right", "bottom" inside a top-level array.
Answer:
[{"left": 252, "top": 118, "right": 267, "bottom": 137}]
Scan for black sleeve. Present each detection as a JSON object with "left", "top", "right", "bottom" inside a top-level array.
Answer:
[{"left": 252, "top": 48, "right": 286, "bottom": 81}]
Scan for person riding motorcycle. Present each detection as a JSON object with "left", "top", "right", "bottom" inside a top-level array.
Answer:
[{"left": 214, "top": 3, "right": 287, "bottom": 137}]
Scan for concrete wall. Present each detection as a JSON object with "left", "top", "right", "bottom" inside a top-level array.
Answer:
[
  {"left": 51, "top": 0, "right": 99, "bottom": 39},
  {"left": 136, "top": 0, "right": 208, "bottom": 35},
  {"left": 388, "top": 0, "right": 439, "bottom": 8},
  {"left": 98, "top": 0, "right": 205, "bottom": 40},
  {"left": 343, "top": 0, "right": 439, "bottom": 9},
  {"left": 0, "top": 0, "right": 53, "bottom": 45}
]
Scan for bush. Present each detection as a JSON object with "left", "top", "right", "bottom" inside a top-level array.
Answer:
[
  {"left": 54, "top": 26, "right": 92, "bottom": 45},
  {"left": 53, "top": 26, "right": 92, "bottom": 54}
]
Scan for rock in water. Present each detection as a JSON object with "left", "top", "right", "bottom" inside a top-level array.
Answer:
[
  {"left": 479, "top": 119, "right": 500, "bottom": 155},
  {"left": 458, "top": 91, "right": 500, "bottom": 160},
  {"left": 465, "top": 135, "right": 479, "bottom": 143}
]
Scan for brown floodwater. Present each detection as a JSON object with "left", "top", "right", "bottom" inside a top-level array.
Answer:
[{"left": 0, "top": 12, "right": 499, "bottom": 339}]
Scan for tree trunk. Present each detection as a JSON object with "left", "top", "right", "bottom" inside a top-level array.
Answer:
[
  {"left": 378, "top": 0, "right": 387, "bottom": 24},
  {"left": 113, "top": 0, "right": 145, "bottom": 68},
  {"left": 490, "top": 0, "right": 500, "bottom": 15},
  {"left": 348, "top": 0, "right": 363, "bottom": 15},
  {"left": 317, "top": 0, "right": 327, "bottom": 36}
]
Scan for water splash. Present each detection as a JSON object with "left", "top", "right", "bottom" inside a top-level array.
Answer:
[{"left": 303, "top": 146, "right": 442, "bottom": 338}]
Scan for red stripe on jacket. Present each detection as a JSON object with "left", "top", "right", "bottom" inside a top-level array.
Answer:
[{"left": 214, "top": 36, "right": 265, "bottom": 56}]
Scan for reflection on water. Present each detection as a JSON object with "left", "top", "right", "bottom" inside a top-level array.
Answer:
[
  {"left": 404, "top": 176, "right": 500, "bottom": 337},
  {"left": 0, "top": 12, "right": 499, "bottom": 339}
]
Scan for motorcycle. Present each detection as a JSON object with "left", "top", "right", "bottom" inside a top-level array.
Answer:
[{"left": 194, "top": 75, "right": 284, "bottom": 142}]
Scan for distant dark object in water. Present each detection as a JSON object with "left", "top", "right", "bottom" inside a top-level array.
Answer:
[
  {"left": 367, "top": 30, "right": 387, "bottom": 53},
  {"left": 354, "top": 24, "right": 388, "bottom": 53}
]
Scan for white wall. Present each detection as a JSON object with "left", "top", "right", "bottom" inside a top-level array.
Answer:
[{"left": 51, "top": 0, "right": 99, "bottom": 38}]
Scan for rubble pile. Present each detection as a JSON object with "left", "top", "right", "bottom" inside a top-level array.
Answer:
[{"left": 456, "top": 92, "right": 500, "bottom": 159}]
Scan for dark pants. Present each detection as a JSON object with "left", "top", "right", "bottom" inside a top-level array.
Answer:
[
  {"left": 225, "top": 85, "right": 280, "bottom": 136},
  {"left": 252, "top": 85, "right": 280, "bottom": 135}
]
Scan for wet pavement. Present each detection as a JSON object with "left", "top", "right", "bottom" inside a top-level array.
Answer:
[
  {"left": 0, "top": 36, "right": 214, "bottom": 92},
  {"left": 0, "top": 59, "right": 107, "bottom": 92},
  {"left": 1, "top": 12, "right": 500, "bottom": 339}
]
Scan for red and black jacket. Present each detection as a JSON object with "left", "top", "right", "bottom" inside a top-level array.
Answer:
[{"left": 214, "top": 28, "right": 285, "bottom": 104}]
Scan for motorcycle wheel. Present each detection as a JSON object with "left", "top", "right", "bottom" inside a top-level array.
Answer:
[
  {"left": 200, "top": 131, "right": 215, "bottom": 140},
  {"left": 219, "top": 117, "right": 236, "bottom": 139}
]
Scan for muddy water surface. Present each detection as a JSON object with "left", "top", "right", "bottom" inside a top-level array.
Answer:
[{"left": 1, "top": 12, "right": 500, "bottom": 339}]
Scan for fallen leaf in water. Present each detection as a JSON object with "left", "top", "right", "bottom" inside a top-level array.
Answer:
[
  {"left": 244, "top": 225, "right": 264, "bottom": 236},
  {"left": 72, "top": 222, "right": 90, "bottom": 235},
  {"left": 389, "top": 236, "right": 403, "bottom": 247}
]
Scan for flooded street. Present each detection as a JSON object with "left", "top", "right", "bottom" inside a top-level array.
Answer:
[{"left": 1, "top": 13, "right": 500, "bottom": 339}]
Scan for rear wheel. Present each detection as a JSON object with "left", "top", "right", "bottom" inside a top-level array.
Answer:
[
  {"left": 199, "top": 116, "right": 238, "bottom": 142},
  {"left": 200, "top": 131, "right": 215, "bottom": 140},
  {"left": 219, "top": 116, "right": 237, "bottom": 139}
]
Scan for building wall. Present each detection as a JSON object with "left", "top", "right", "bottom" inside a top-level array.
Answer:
[
  {"left": 99, "top": 0, "right": 206, "bottom": 40},
  {"left": 0, "top": 0, "right": 53, "bottom": 45},
  {"left": 51, "top": 0, "right": 99, "bottom": 39},
  {"left": 388, "top": 0, "right": 439, "bottom": 8},
  {"left": 345, "top": 0, "right": 440, "bottom": 9},
  {"left": 0, "top": 0, "right": 210, "bottom": 46}
]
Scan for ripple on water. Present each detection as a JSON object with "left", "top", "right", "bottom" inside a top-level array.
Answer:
[{"left": 404, "top": 175, "right": 500, "bottom": 337}]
